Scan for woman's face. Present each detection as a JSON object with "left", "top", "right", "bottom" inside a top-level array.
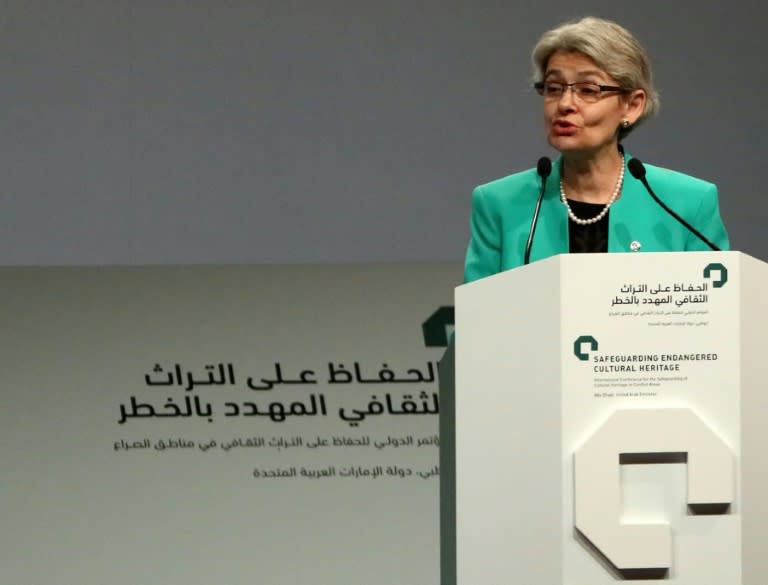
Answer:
[{"left": 542, "top": 51, "right": 645, "bottom": 159}]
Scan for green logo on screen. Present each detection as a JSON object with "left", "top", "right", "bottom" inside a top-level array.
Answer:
[{"left": 422, "top": 306, "right": 455, "bottom": 347}]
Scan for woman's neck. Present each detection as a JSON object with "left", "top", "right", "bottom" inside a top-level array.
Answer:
[{"left": 561, "top": 147, "right": 624, "bottom": 204}]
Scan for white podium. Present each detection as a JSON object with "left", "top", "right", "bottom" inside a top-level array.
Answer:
[{"left": 447, "top": 252, "right": 767, "bottom": 585}]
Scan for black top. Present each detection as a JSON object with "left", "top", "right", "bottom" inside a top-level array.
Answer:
[{"left": 567, "top": 200, "right": 609, "bottom": 253}]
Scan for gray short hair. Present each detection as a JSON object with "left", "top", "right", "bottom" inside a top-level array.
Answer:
[{"left": 532, "top": 17, "right": 660, "bottom": 138}]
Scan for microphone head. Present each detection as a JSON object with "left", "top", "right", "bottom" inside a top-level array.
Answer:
[
  {"left": 536, "top": 156, "right": 552, "bottom": 178},
  {"left": 627, "top": 158, "right": 646, "bottom": 180}
]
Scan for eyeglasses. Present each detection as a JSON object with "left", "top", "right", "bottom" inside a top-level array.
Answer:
[{"left": 534, "top": 81, "right": 628, "bottom": 103}]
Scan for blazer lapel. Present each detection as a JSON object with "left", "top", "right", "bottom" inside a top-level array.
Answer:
[
  {"left": 609, "top": 152, "right": 657, "bottom": 253},
  {"left": 532, "top": 159, "right": 569, "bottom": 261}
]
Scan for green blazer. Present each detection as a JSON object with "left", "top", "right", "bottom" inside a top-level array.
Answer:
[{"left": 464, "top": 155, "right": 730, "bottom": 283}]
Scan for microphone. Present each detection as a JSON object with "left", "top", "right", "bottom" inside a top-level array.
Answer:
[
  {"left": 627, "top": 158, "right": 720, "bottom": 252},
  {"left": 524, "top": 157, "right": 553, "bottom": 265}
]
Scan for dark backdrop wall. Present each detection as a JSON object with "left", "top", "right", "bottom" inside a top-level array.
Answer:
[{"left": 0, "top": 1, "right": 764, "bottom": 265}]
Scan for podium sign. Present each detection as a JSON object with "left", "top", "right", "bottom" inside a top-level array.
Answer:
[{"left": 453, "top": 252, "right": 767, "bottom": 584}]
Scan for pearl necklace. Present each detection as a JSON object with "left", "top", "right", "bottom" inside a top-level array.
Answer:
[{"left": 560, "top": 156, "right": 625, "bottom": 225}]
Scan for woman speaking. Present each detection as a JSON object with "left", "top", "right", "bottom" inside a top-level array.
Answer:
[{"left": 464, "top": 17, "right": 729, "bottom": 283}]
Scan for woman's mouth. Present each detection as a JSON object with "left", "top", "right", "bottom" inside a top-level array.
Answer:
[{"left": 553, "top": 119, "right": 578, "bottom": 135}]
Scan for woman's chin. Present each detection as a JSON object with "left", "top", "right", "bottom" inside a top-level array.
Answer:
[{"left": 548, "top": 137, "right": 585, "bottom": 155}]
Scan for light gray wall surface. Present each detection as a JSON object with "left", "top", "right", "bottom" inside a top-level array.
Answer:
[{"left": 0, "top": 1, "right": 764, "bottom": 265}]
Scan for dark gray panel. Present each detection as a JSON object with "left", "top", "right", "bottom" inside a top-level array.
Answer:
[{"left": 0, "top": 1, "right": 764, "bottom": 264}]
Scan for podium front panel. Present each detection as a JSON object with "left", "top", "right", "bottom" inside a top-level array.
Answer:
[{"left": 454, "top": 252, "right": 766, "bottom": 585}]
